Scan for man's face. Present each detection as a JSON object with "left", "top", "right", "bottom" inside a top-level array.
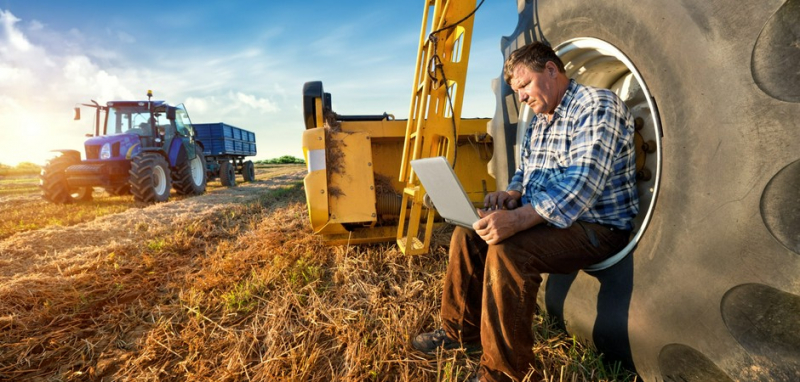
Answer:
[{"left": 510, "top": 63, "right": 559, "bottom": 116}]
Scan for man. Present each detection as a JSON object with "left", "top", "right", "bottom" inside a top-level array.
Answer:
[{"left": 412, "top": 41, "right": 639, "bottom": 382}]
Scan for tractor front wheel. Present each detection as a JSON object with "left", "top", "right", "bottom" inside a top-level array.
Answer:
[
  {"left": 129, "top": 153, "right": 171, "bottom": 203},
  {"left": 40, "top": 152, "right": 81, "bottom": 204}
]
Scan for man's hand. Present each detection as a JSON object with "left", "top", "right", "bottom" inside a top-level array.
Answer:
[
  {"left": 483, "top": 190, "right": 522, "bottom": 211},
  {"left": 473, "top": 203, "right": 544, "bottom": 245}
]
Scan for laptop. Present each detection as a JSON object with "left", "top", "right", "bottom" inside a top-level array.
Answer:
[{"left": 410, "top": 156, "right": 480, "bottom": 229}]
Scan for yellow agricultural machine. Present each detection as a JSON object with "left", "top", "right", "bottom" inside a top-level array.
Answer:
[
  {"left": 301, "top": 0, "right": 800, "bottom": 380},
  {"left": 302, "top": 0, "right": 497, "bottom": 254}
]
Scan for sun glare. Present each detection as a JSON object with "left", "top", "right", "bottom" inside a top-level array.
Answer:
[{"left": 0, "top": 107, "right": 88, "bottom": 167}]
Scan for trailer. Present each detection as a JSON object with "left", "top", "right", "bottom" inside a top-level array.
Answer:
[{"left": 193, "top": 122, "right": 257, "bottom": 187}]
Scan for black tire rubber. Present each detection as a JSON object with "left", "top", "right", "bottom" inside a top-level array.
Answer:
[
  {"left": 172, "top": 143, "right": 207, "bottom": 195},
  {"left": 220, "top": 160, "right": 237, "bottom": 187},
  {"left": 40, "top": 152, "right": 80, "bottom": 204},
  {"left": 129, "top": 153, "right": 171, "bottom": 203},
  {"left": 517, "top": 1, "right": 800, "bottom": 380},
  {"left": 242, "top": 160, "right": 255, "bottom": 182}
]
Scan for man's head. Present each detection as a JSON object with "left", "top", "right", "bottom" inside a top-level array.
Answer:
[{"left": 504, "top": 42, "right": 569, "bottom": 117}]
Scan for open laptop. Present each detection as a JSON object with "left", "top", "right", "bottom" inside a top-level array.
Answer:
[{"left": 410, "top": 156, "right": 480, "bottom": 229}]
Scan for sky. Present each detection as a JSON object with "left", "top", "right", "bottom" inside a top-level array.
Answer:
[{"left": 0, "top": 1, "right": 519, "bottom": 166}]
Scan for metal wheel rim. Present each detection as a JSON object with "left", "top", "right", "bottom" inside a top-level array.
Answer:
[
  {"left": 190, "top": 156, "right": 204, "bottom": 186},
  {"left": 554, "top": 38, "right": 663, "bottom": 270},
  {"left": 153, "top": 165, "right": 167, "bottom": 196}
]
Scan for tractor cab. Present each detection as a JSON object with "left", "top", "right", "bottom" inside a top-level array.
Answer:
[
  {"left": 104, "top": 101, "right": 195, "bottom": 146},
  {"left": 76, "top": 98, "right": 199, "bottom": 163}
]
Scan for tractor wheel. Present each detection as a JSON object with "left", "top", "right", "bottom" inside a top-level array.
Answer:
[
  {"left": 129, "top": 153, "right": 171, "bottom": 203},
  {"left": 242, "top": 160, "right": 255, "bottom": 182},
  {"left": 173, "top": 143, "right": 207, "bottom": 195},
  {"left": 40, "top": 152, "right": 80, "bottom": 204},
  {"left": 510, "top": 1, "right": 800, "bottom": 380},
  {"left": 220, "top": 160, "right": 237, "bottom": 187}
]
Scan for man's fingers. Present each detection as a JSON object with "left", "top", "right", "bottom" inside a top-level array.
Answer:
[
  {"left": 483, "top": 191, "right": 513, "bottom": 210},
  {"left": 494, "top": 194, "right": 506, "bottom": 208},
  {"left": 483, "top": 192, "right": 498, "bottom": 208}
]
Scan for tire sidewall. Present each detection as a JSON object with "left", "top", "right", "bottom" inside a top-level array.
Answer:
[
  {"left": 40, "top": 154, "right": 80, "bottom": 204},
  {"left": 220, "top": 160, "right": 236, "bottom": 187},
  {"left": 243, "top": 160, "right": 255, "bottom": 182}
]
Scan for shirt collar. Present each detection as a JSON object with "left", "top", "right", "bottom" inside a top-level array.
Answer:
[{"left": 538, "top": 78, "right": 578, "bottom": 121}]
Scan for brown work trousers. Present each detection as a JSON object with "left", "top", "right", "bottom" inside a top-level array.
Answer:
[{"left": 441, "top": 221, "right": 630, "bottom": 382}]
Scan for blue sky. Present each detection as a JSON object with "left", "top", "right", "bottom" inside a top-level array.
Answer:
[{"left": 0, "top": 1, "right": 518, "bottom": 165}]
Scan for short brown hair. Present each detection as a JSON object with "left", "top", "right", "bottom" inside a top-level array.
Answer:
[{"left": 503, "top": 41, "right": 566, "bottom": 84}]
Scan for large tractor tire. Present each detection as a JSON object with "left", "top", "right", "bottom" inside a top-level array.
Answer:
[
  {"left": 129, "top": 153, "right": 171, "bottom": 203},
  {"left": 173, "top": 143, "right": 207, "bottom": 195},
  {"left": 220, "top": 160, "right": 237, "bottom": 187},
  {"left": 242, "top": 160, "right": 255, "bottom": 182},
  {"left": 486, "top": 1, "right": 800, "bottom": 380},
  {"left": 40, "top": 151, "right": 92, "bottom": 203}
]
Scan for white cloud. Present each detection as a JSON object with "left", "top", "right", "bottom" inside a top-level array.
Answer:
[
  {"left": 0, "top": 9, "right": 31, "bottom": 51},
  {"left": 235, "top": 92, "right": 280, "bottom": 113},
  {"left": 116, "top": 31, "right": 135, "bottom": 44},
  {"left": 0, "top": 9, "right": 136, "bottom": 165},
  {"left": 28, "top": 19, "right": 43, "bottom": 32},
  {"left": 185, "top": 91, "right": 279, "bottom": 126}
]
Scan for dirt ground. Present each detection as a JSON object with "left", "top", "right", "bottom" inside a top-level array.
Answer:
[{"left": 0, "top": 167, "right": 304, "bottom": 294}]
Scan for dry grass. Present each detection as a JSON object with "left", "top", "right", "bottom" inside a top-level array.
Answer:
[
  {"left": 0, "top": 165, "right": 303, "bottom": 240},
  {"left": 0, "top": 166, "right": 637, "bottom": 382}
]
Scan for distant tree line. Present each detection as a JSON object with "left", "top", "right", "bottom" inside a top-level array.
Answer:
[
  {"left": 256, "top": 155, "right": 305, "bottom": 164},
  {"left": 0, "top": 156, "right": 304, "bottom": 176},
  {"left": 0, "top": 162, "right": 41, "bottom": 176}
]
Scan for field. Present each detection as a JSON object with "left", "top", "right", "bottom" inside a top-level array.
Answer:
[{"left": 0, "top": 165, "right": 637, "bottom": 381}]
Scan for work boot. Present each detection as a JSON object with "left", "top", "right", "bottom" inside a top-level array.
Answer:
[{"left": 412, "top": 328, "right": 480, "bottom": 354}]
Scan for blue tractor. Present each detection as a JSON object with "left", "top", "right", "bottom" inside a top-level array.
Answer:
[{"left": 40, "top": 91, "right": 207, "bottom": 203}]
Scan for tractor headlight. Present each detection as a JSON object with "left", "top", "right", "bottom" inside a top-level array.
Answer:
[{"left": 100, "top": 143, "right": 112, "bottom": 160}]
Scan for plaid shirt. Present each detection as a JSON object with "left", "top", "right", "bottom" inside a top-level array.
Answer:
[{"left": 507, "top": 79, "right": 639, "bottom": 230}]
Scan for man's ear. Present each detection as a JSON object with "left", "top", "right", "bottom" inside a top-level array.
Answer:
[{"left": 546, "top": 61, "right": 557, "bottom": 77}]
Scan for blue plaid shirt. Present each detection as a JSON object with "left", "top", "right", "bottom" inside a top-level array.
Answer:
[{"left": 507, "top": 79, "right": 639, "bottom": 230}]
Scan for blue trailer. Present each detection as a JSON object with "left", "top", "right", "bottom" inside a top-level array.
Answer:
[{"left": 193, "top": 122, "right": 257, "bottom": 186}]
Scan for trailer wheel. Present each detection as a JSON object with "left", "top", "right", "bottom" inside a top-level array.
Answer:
[
  {"left": 173, "top": 143, "right": 207, "bottom": 195},
  {"left": 220, "top": 160, "right": 237, "bottom": 187},
  {"left": 242, "top": 160, "right": 255, "bottom": 182},
  {"left": 40, "top": 152, "right": 80, "bottom": 204},
  {"left": 129, "top": 153, "right": 171, "bottom": 203}
]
